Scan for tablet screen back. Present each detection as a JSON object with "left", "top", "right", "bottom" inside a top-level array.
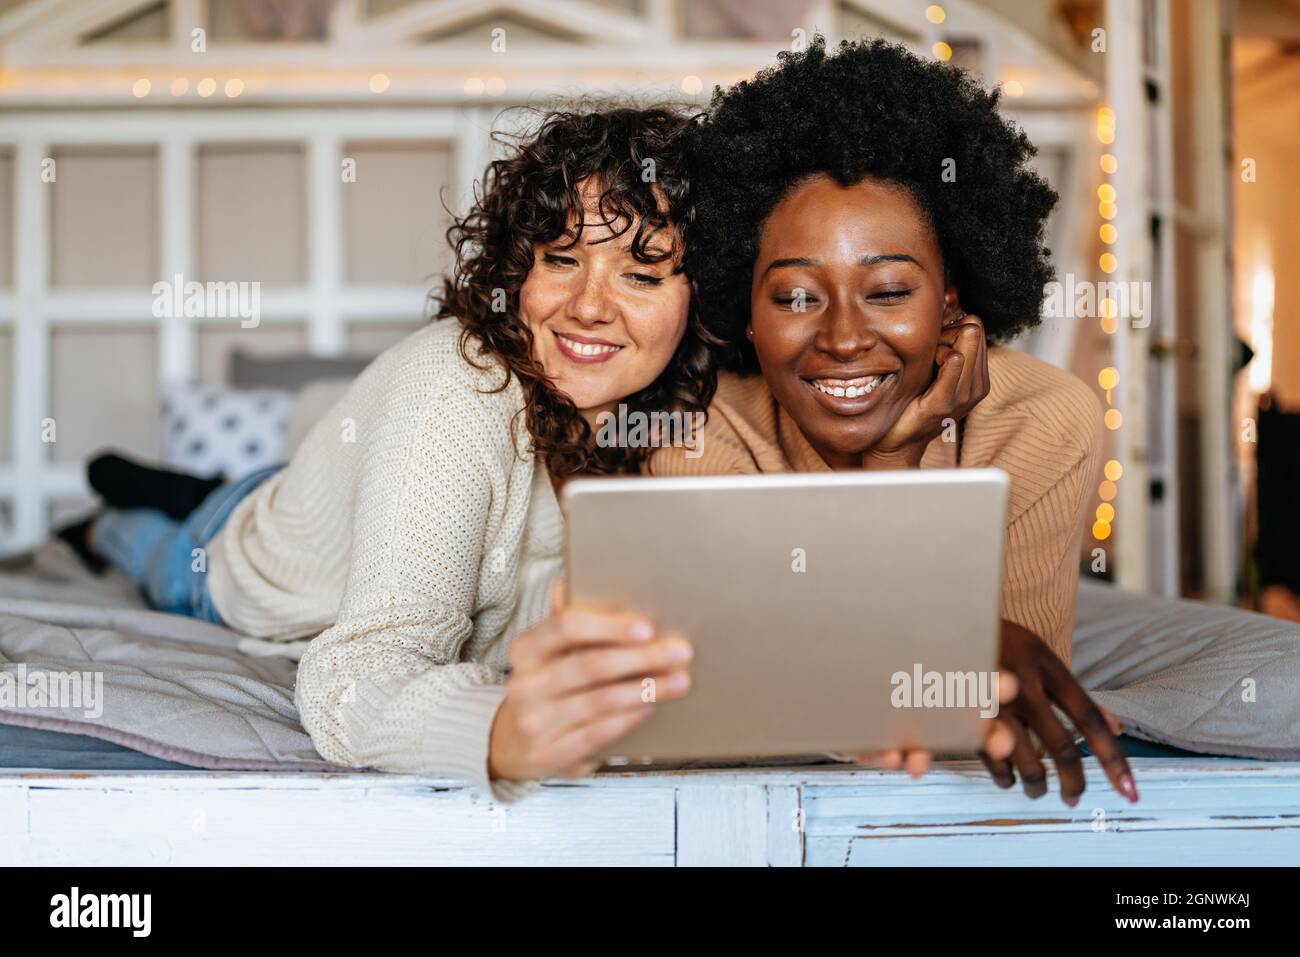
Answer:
[{"left": 563, "top": 469, "right": 1009, "bottom": 764}]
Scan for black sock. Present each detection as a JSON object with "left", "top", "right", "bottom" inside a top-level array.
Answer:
[
  {"left": 55, "top": 517, "right": 108, "bottom": 575},
  {"left": 87, "top": 452, "right": 224, "bottom": 521}
]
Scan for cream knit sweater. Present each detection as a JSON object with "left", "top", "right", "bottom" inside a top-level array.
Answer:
[{"left": 207, "top": 320, "right": 562, "bottom": 802}]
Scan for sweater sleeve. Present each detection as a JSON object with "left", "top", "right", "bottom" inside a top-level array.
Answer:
[
  {"left": 1000, "top": 416, "right": 1103, "bottom": 666},
  {"left": 294, "top": 382, "right": 535, "bottom": 803}
]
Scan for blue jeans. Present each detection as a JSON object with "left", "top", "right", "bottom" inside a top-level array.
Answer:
[{"left": 91, "top": 465, "right": 282, "bottom": 624}]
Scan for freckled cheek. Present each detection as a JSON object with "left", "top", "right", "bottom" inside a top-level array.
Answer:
[
  {"left": 518, "top": 276, "right": 569, "bottom": 330},
  {"left": 629, "top": 290, "right": 690, "bottom": 359}
]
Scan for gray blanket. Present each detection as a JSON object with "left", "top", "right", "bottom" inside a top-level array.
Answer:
[
  {"left": 2, "top": 541, "right": 1299, "bottom": 769},
  {"left": 0, "top": 543, "right": 334, "bottom": 771}
]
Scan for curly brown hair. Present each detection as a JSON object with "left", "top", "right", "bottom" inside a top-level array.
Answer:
[{"left": 434, "top": 106, "right": 719, "bottom": 476}]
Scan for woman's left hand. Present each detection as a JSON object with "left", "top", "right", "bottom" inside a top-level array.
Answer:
[
  {"left": 847, "top": 621, "right": 1139, "bottom": 807},
  {"left": 988, "top": 619, "right": 1138, "bottom": 806}
]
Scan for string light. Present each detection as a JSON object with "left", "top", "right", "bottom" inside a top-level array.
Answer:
[
  {"left": 131, "top": 78, "right": 150, "bottom": 97},
  {"left": 926, "top": 5, "right": 946, "bottom": 24},
  {"left": 1094, "top": 105, "right": 1120, "bottom": 545},
  {"left": 932, "top": 42, "right": 953, "bottom": 61}
]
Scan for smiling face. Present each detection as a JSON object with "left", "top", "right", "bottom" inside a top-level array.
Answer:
[
  {"left": 518, "top": 182, "right": 691, "bottom": 425},
  {"left": 749, "top": 173, "right": 960, "bottom": 468}
]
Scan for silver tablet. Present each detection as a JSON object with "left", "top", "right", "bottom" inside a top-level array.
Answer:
[{"left": 562, "top": 469, "right": 1009, "bottom": 765}]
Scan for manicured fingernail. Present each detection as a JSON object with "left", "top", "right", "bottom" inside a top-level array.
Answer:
[
  {"left": 667, "top": 642, "right": 693, "bottom": 663},
  {"left": 631, "top": 620, "right": 654, "bottom": 641},
  {"left": 1065, "top": 795, "right": 1079, "bottom": 808},
  {"left": 1120, "top": 774, "right": 1139, "bottom": 803}
]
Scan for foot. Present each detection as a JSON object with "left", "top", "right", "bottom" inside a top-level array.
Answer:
[{"left": 87, "top": 452, "right": 223, "bottom": 520}]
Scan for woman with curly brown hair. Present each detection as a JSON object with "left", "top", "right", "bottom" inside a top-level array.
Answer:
[{"left": 67, "top": 108, "right": 713, "bottom": 800}]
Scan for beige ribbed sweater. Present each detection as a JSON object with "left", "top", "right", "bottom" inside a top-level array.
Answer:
[
  {"left": 647, "top": 347, "right": 1103, "bottom": 663},
  {"left": 207, "top": 320, "right": 562, "bottom": 802}
]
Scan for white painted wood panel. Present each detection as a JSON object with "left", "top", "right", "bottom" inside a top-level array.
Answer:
[
  {"left": 1, "top": 759, "right": 1296, "bottom": 866},
  {"left": 11, "top": 780, "right": 676, "bottom": 866}
]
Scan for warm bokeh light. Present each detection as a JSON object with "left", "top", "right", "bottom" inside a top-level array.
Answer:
[
  {"left": 464, "top": 76, "right": 485, "bottom": 95},
  {"left": 925, "top": 5, "right": 946, "bottom": 24},
  {"left": 1100, "top": 202, "right": 1117, "bottom": 219},
  {"left": 132, "top": 78, "right": 150, "bottom": 98},
  {"left": 932, "top": 42, "right": 953, "bottom": 61},
  {"left": 1097, "top": 503, "right": 1115, "bottom": 523},
  {"left": 1099, "top": 253, "right": 1117, "bottom": 273},
  {"left": 1100, "top": 298, "right": 1118, "bottom": 318},
  {"left": 196, "top": 77, "right": 216, "bottom": 97},
  {"left": 1100, "top": 223, "right": 1117, "bottom": 244},
  {"left": 1098, "top": 184, "right": 1116, "bottom": 203},
  {"left": 1099, "top": 480, "right": 1117, "bottom": 502},
  {"left": 369, "top": 73, "right": 390, "bottom": 93},
  {"left": 224, "top": 78, "right": 244, "bottom": 98},
  {"left": 1092, "top": 520, "right": 1112, "bottom": 541},
  {"left": 1004, "top": 80, "right": 1024, "bottom": 97},
  {"left": 1104, "top": 459, "right": 1123, "bottom": 481},
  {"left": 1098, "top": 367, "right": 1119, "bottom": 390},
  {"left": 485, "top": 76, "right": 506, "bottom": 95},
  {"left": 1249, "top": 265, "right": 1275, "bottom": 394},
  {"left": 1100, "top": 153, "right": 1118, "bottom": 174},
  {"left": 1097, "top": 126, "right": 1115, "bottom": 144},
  {"left": 1104, "top": 409, "right": 1123, "bottom": 430},
  {"left": 170, "top": 77, "right": 188, "bottom": 96},
  {"left": 1101, "top": 315, "right": 1119, "bottom": 334},
  {"left": 681, "top": 75, "right": 703, "bottom": 95}
]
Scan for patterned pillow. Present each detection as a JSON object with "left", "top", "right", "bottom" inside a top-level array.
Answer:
[{"left": 161, "top": 383, "right": 294, "bottom": 481}]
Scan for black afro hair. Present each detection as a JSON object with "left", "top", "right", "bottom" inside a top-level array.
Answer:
[{"left": 687, "top": 36, "right": 1058, "bottom": 371}]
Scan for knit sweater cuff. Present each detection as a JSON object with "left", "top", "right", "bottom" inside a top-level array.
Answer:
[
  {"left": 342, "top": 677, "right": 540, "bottom": 804},
  {"left": 426, "top": 681, "right": 541, "bottom": 804}
]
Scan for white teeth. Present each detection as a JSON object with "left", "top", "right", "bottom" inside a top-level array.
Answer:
[
  {"left": 812, "top": 375, "right": 885, "bottom": 399},
  {"left": 557, "top": 334, "right": 621, "bottom": 357}
]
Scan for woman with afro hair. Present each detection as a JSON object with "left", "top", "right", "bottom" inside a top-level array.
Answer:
[{"left": 651, "top": 37, "right": 1138, "bottom": 807}]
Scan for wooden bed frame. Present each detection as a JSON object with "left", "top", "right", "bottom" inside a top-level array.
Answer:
[{"left": 4, "top": 757, "right": 1299, "bottom": 866}]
